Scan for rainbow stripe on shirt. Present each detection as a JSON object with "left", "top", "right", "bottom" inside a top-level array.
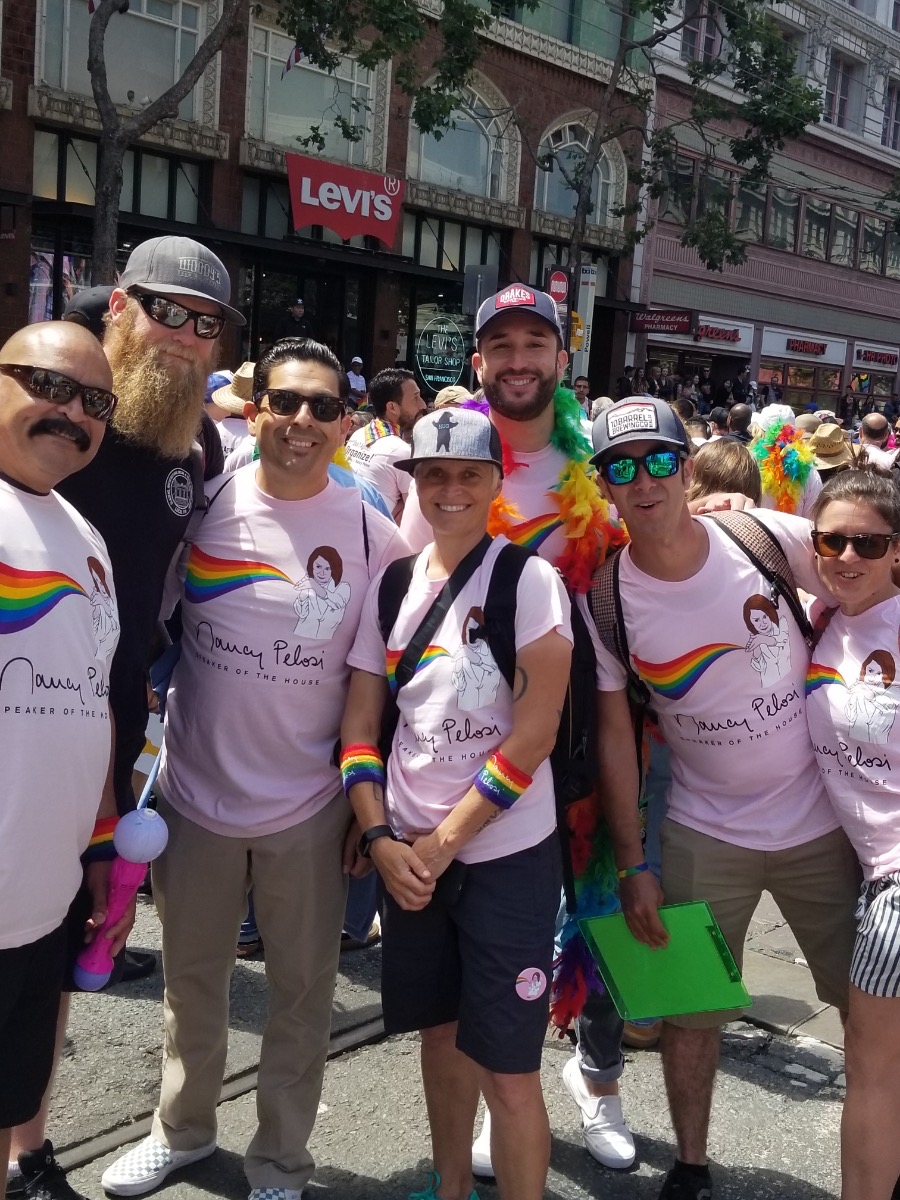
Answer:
[
  {"left": 633, "top": 643, "right": 742, "bottom": 701},
  {"left": 0, "top": 563, "right": 87, "bottom": 634},
  {"left": 506, "top": 513, "right": 564, "bottom": 551},
  {"left": 385, "top": 645, "right": 450, "bottom": 693},
  {"left": 184, "top": 547, "right": 293, "bottom": 604},
  {"left": 805, "top": 664, "right": 846, "bottom": 696}
]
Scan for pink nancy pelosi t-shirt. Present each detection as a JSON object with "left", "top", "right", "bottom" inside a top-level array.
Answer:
[
  {"left": 584, "top": 509, "right": 839, "bottom": 852},
  {"left": 159, "top": 467, "right": 408, "bottom": 837},
  {"left": 806, "top": 593, "right": 900, "bottom": 879},
  {"left": 400, "top": 443, "right": 577, "bottom": 564},
  {"left": 347, "top": 536, "right": 572, "bottom": 864}
]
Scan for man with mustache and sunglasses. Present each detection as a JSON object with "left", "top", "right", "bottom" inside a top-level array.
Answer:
[
  {"left": 0, "top": 323, "right": 129, "bottom": 1200},
  {"left": 7, "top": 239, "right": 242, "bottom": 1200},
  {"left": 585, "top": 396, "right": 861, "bottom": 1200},
  {"left": 101, "top": 338, "right": 408, "bottom": 1200}
]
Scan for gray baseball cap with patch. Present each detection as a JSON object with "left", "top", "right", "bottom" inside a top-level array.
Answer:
[
  {"left": 118, "top": 236, "right": 245, "bottom": 326},
  {"left": 590, "top": 395, "right": 691, "bottom": 464},
  {"left": 397, "top": 408, "right": 503, "bottom": 476}
]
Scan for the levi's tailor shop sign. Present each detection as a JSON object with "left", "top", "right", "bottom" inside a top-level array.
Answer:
[{"left": 285, "top": 153, "right": 405, "bottom": 247}]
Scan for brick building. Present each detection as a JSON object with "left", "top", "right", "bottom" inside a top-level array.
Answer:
[{"left": 0, "top": 0, "right": 645, "bottom": 396}]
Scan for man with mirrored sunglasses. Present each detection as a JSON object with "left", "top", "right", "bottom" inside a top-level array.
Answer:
[
  {"left": 583, "top": 396, "right": 861, "bottom": 1200},
  {"left": 0, "top": 323, "right": 127, "bottom": 1200},
  {"left": 101, "top": 338, "right": 409, "bottom": 1200}
]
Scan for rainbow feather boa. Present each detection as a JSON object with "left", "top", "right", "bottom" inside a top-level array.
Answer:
[
  {"left": 750, "top": 419, "right": 815, "bottom": 514},
  {"left": 465, "top": 385, "right": 626, "bottom": 594},
  {"left": 464, "top": 384, "right": 628, "bottom": 1028}
]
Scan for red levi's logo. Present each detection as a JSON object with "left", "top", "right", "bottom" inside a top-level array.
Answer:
[
  {"left": 285, "top": 153, "right": 405, "bottom": 247},
  {"left": 496, "top": 286, "right": 536, "bottom": 309}
]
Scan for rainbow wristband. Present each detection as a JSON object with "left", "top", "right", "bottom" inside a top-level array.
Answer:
[
  {"left": 473, "top": 751, "right": 533, "bottom": 811},
  {"left": 340, "top": 743, "right": 386, "bottom": 796},
  {"left": 617, "top": 862, "right": 650, "bottom": 880},
  {"left": 81, "top": 815, "right": 119, "bottom": 865}
]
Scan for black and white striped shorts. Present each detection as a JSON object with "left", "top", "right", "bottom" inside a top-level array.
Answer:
[{"left": 850, "top": 872, "right": 900, "bottom": 997}]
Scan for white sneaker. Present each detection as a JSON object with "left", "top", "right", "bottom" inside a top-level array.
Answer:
[
  {"left": 101, "top": 1136, "right": 216, "bottom": 1195},
  {"left": 562, "top": 1056, "right": 636, "bottom": 1169},
  {"left": 471, "top": 1107, "right": 494, "bottom": 1178}
]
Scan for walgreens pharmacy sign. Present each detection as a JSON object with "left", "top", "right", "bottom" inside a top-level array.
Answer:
[{"left": 285, "top": 153, "right": 405, "bottom": 247}]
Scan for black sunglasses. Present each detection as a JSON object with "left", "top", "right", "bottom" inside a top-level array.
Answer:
[
  {"left": 0, "top": 364, "right": 118, "bottom": 421},
  {"left": 131, "top": 290, "right": 225, "bottom": 340},
  {"left": 600, "top": 449, "right": 683, "bottom": 486},
  {"left": 254, "top": 389, "right": 344, "bottom": 422},
  {"left": 812, "top": 530, "right": 899, "bottom": 560}
]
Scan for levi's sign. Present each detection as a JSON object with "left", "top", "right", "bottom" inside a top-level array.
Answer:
[{"left": 285, "top": 153, "right": 405, "bottom": 247}]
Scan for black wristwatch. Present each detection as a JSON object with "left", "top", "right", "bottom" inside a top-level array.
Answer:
[{"left": 358, "top": 824, "right": 398, "bottom": 858}]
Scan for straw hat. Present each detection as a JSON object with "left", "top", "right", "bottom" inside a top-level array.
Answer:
[
  {"left": 211, "top": 361, "right": 255, "bottom": 416},
  {"left": 810, "top": 423, "right": 856, "bottom": 471},
  {"left": 794, "top": 413, "right": 821, "bottom": 436}
]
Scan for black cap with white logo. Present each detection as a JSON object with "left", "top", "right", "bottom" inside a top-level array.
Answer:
[{"left": 590, "top": 396, "right": 691, "bottom": 464}]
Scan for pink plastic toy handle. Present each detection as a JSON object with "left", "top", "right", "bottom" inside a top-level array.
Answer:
[{"left": 72, "top": 857, "right": 148, "bottom": 989}]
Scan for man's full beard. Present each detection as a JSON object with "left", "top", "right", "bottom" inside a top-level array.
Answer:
[
  {"left": 104, "top": 302, "right": 213, "bottom": 460},
  {"left": 482, "top": 371, "right": 557, "bottom": 423}
]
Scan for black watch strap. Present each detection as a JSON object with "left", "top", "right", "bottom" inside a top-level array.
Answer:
[{"left": 358, "top": 824, "right": 398, "bottom": 858}]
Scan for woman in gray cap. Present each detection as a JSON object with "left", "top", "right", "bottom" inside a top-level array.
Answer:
[{"left": 341, "top": 407, "right": 573, "bottom": 1200}]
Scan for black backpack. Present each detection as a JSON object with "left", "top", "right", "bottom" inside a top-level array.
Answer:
[{"left": 377, "top": 542, "right": 597, "bottom": 910}]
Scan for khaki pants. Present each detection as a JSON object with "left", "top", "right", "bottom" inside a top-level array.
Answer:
[
  {"left": 151, "top": 792, "right": 350, "bottom": 1190},
  {"left": 660, "top": 820, "right": 861, "bottom": 1028}
]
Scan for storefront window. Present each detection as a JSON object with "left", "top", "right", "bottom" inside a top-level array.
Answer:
[
  {"left": 786, "top": 365, "right": 815, "bottom": 389},
  {"left": 44, "top": 0, "right": 200, "bottom": 121},
  {"left": 734, "top": 178, "right": 766, "bottom": 243},
  {"left": 851, "top": 371, "right": 894, "bottom": 398},
  {"left": 28, "top": 230, "right": 118, "bottom": 323},
  {"left": 761, "top": 357, "right": 844, "bottom": 410},
  {"left": 409, "top": 90, "right": 507, "bottom": 200},
  {"left": 767, "top": 188, "right": 799, "bottom": 252},
  {"left": 802, "top": 198, "right": 831, "bottom": 261},
  {"left": 829, "top": 206, "right": 858, "bottom": 268},
  {"left": 860, "top": 216, "right": 886, "bottom": 273},
  {"left": 536, "top": 124, "right": 611, "bottom": 225},
  {"left": 248, "top": 27, "right": 371, "bottom": 162},
  {"left": 411, "top": 287, "right": 472, "bottom": 398},
  {"left": 33, "top": 130, "right": 59, "bottom": 199}
]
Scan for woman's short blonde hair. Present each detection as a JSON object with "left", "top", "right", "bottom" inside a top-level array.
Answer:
[{"left": 685, "top": 439, "right": 762, "bottom": 505}]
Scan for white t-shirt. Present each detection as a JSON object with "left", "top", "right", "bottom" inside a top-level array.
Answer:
[
  {"left": 214, "top": 416, "right": 251, "bottom": 455},
  {"left": 159, "top": 467, "right": 408, "bottom": 836},
  {"left": 347, "top": 537, "right": 572, "bottom": 863},
  {"left": 347, "top": 370, "right": 366, "bottom": 393},
  {"left": 401, "top": 443, "right": 578, "bottom": 564},
  {"left": 759, "top": 469, "right": 822, "bottom": 519},
  {"left": 0, "top": 480, "right": 118, "bottom": 949},
  {"left": 346, "top": 422, "right": 411, "bottom": 513},
  {"left": 585, "top": 510, "right": 839, "bottom": 851},
  {"left": 806, "top": 594, "right": 900, "bottom": 879}
]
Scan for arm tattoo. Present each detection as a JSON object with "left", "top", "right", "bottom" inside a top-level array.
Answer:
[
  {"left": 474, "top": 809, "right": 503, "bottom": 834},
  {"left": 513, "top": 666, "right": 528, "bottom": 702}
]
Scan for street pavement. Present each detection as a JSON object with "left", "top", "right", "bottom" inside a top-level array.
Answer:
[{"left": 56, "top": 890, "right": 845, "bottom": 1199}]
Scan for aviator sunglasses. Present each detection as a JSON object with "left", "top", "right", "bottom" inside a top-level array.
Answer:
[
  {"left": 812, "top": 530, "right": 899, "bottom": 561},
  {"left": 131, "top": 290, "right": 225, "bottom": 340},
  {"left": 600, "top": 449, "right": 683, "bottom": 486},
  {"left": 0, "top": 364, "right": 118, "bottom": 421},
  {"left": 253, "top": 389, "right": 344, "bottom": 422}
]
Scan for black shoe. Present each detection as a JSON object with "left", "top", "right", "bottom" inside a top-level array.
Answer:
[
  {"left": 6, "top": 1174, "right": 26, "bottom": 1199},
  {"left": 121, "top": 949, "right": 157, "bottom": 982},
  {"left": 658, "top": 1166, "right": 713, "bottom": 1200},
  {"left": 16, "top": 1142, "right": 88, "bottom": 1200}
]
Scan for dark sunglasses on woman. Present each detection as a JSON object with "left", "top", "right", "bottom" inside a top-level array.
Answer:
[{"left": 812, "top": 531, "right": 899, "bottom": 560}]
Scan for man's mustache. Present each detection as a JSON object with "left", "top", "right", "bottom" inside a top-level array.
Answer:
[{"left": 29, "top": 415, "right": 92, "bottom": 452}]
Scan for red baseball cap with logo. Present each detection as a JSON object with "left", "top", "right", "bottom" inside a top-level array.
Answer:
[{"left": 475, "top": 285, "right": 564, "bottom": 342}]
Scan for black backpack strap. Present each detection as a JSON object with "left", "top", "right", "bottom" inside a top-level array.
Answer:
[
  {"left": 482, "top": 543, "right": 535, "bottom": 689},
  {"left": 362, "top": 501, "right": 370, "bottom": 570},
  {"left": 587, "top": 549, "right": 651, "bottom": 708},
  {"left": 811, "top": 603, "right": 836, "bottom": 650},
  {"left": 707, "top": 510, "right": 813, "bottom": 649},
  {"left": 378, "top": 555, "right": 417, "bottom": 644}
]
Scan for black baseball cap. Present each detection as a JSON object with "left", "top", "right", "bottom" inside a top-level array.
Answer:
[
  {"left": 590, "top": 397, "right": 692, "bottom": 464},
  {"left": 475, "top": 285, "right": 563, "bottom": 342},
  {"left": 62, "top": 286, "right": 114, "bottom": 339}
]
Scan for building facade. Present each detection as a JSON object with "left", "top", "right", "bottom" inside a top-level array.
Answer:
[
  {"left": 634, "top": 0, "right": 900, "bottom": 410},
  {"left": 0, "top": 0, "right": 645, "bottom": 397}
]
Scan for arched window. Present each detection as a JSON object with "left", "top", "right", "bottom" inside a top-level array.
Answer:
[
  {"left": 536, "top": 123, "right": 611, "bottom": 225},
  {"left": 409, "top": 89, "right": 507, "bottom": 199}
]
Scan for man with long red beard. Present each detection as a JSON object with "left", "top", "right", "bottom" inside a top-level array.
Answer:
[{"left": 6, "top": 239, "right": 244, "bottom": 1200}]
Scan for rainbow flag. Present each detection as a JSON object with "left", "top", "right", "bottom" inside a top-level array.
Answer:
[
  {"left": 633, "top": 643, "right": 741, "bottom": 701},
  {"left": 805, "top": 664, "right": 846, "bottom": 696},
  {"left": 0, "top": 562, "right": 86, "bottom": 634},
  {"left": 185, "top": 547, "right": 293, "bottom": 604}
]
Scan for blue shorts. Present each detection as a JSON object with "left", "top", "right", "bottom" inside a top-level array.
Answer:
[{"left": 380, "top": 833, "right": 562, "bottom": 1074}]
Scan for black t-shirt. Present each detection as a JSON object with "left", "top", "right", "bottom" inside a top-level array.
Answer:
[
  {"left": 274, "top": 313, "right": 316, "bottom": 342},
  {"left": 56, "top": 429, "right": 196, "bottom": 807}
]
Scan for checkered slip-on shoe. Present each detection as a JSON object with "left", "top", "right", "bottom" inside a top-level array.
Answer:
[
  {"left": 100, "top": 1137, "right": 215, "bottom": 1196},
  {"left": 247, "top": 1189, "right": 302, "bottom": 1200}
]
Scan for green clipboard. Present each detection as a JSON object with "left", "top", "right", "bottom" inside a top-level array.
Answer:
[{"left": 578, "top": 901, "right": 752, "bottom": 1021}]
